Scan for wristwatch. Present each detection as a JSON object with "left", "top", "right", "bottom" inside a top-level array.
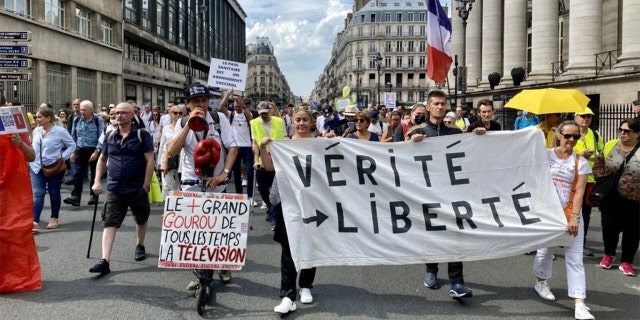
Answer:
[{"left": 223, "top": 168, "right": 230, "bottom": 174}]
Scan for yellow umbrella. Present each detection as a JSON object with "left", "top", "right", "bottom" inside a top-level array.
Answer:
[{"left": 505, "top": 88, "right": 590, "bottom": 114}]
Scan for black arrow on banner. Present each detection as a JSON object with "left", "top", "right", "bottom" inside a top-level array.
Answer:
[{"left": 302, "top": 210, "right": 329, "bottom": 227}]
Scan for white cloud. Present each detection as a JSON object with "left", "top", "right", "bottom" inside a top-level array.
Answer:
[{"left": 239, "top": 0, "right": 351, "bottom": 97}]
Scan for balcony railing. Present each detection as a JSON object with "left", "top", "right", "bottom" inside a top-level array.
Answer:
[
  {"left": 595, "top": 50, "right": 620, "bottom": 77},
  {"left": 551, "top": 60, "right": 567, "bottom": 81}
]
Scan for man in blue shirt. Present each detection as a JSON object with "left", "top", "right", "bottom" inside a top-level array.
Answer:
[
  {"left": 89, "top": 102, "right": 155, "bottom": 274},
  {"left": 64, "top": 100, "right": 104, "bottom": 206}
]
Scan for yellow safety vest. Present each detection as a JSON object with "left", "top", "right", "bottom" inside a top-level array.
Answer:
[
  {"left": 250, "top": 116, "right": 285, "bottom": 165},
  {"left": 573, "top": 128, "right": 603, "bottom": 183}
]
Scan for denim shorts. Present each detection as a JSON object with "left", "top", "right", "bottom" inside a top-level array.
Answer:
[{"left": 102, "top": 189, "right": 150, "bottom": 228}]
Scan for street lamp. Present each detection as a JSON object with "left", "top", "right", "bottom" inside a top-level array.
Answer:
[
  {"left": 376, "top": 52, "right": 382, "bottom": 108},
  {"left": 186, "top": 1, "right": 208, "bottom": 85},
  {"left": 455, "top": 0, "right": 474, "bottom": 105},
  {"left": 355, "top": 65, "right": 361, "bottom": 109}
]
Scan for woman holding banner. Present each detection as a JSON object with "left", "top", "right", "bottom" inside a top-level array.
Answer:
[
  {"left": 259, "top": 102, "right": 318, "bottom": 314},
  {"left": 347, "top": 111, "right": 379, "bottom": 141},
  {"left": 532, "top": 120, "right": 595, "bottom": 320}
]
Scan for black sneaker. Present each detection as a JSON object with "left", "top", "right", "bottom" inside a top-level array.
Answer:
[
  {"left": 135, "top": 244, "right": 146, "bottom": 261},
  {"left": 63, "top": 180, "right": 74, "bottom": 186},
  {"left": 88, "top": 196, "right": 98, "bottom": 206},
  {"left": 63, "top": 196, "right": 80, "bottom": 206},
  {"left": 89, "top": 259, "right": 110, "bottom": 274}
]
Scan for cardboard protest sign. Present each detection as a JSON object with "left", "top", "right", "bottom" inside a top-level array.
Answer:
[
  {"left": 269, "top": 128, "right": 573, "bottom": 270},
  {"left": 0, "top": 106, "right": 28, "bottom": 135},
  {"left": 207, "top": 58, "right": 248, "bottom": 92},
  {"left": 158, "top": 191, "right": 250, "bottom": 270}
]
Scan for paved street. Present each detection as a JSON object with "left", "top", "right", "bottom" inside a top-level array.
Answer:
[{"left": 1, "top": 179, "right": 639, "bottom": 320}]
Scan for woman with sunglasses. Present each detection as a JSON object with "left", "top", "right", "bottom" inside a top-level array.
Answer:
[
  {"left": 593, "top": 118, "right": 640, "bottom": 276},
  {"left": 346, "top": 111, "right": 379, "bottom": 141},
  {"left": 532, "top": 120, "right": 595, "bottom": 320},
  {"left": 158, "top": 105, "right": 186, "bottom": 198},
  {"left": 259, "top": 103, "right": 318, "bottom": 314}
]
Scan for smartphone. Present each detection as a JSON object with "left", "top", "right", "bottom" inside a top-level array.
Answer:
[{"left": 348, "top": 122, "right": 356, "bottom": 131}]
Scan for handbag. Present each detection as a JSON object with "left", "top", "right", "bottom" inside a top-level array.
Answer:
[
  {"left": 39, "top": 131, "right": 67, "bottom": 178},
  {"left": 563, "top": 154, "right": 580, "bottom": 222},
  {"left": 589, "top": 142, "right": 639, "bottom": 207}
]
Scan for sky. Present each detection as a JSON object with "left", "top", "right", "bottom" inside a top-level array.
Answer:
[{"left": 238, "top": 0, "right": 451, "bottom": 98}]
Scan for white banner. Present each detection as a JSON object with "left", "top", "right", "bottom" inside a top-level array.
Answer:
[
  {"left": 384, "top": 92, "right": 396, "bottom": 108},
  {"left": 269, "top": 128, "right": 573, "bottom": 270},
  {"left": 0, "top": 106, "right": 28, "bottom": 135},
  {"left": 158, "top": 191, "right": 251, "bottom": 270},
  {"left": 207, "top": 58, "right": 248, "bottom": 92}
]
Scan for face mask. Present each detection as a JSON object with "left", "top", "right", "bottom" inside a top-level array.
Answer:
[{"left": 414, "top": 115, "right": 426, "bottom": 125}]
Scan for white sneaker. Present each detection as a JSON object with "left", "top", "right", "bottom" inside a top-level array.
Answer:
[
  {"left": 299, "top": 288, "right": 313, "bottom": 304},
  {"left": 253, "top": 199, "right": 260, "bottom": 207},
  {"left": 260, "top": 202, "right": 267, "bottom": 210},
  {"left": 242, "top": 179, "right": 247, "bottom": 186},
  {"left": 534, "top": 280, "right": 556, "bottom": 301},
  {"left": 575, "top": 302, "right": 595, "bottom": 320},
  {"left": 274, "top": 297, "right": 296, "bottom": 313}
]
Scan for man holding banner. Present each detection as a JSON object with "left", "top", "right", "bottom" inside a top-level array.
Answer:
[{"left": 166, "top": 82, "right": 238, "bottom": 288}]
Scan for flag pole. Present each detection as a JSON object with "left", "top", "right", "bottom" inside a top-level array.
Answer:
[{"left": 434, "top": 0, "right": 453, "bottom": 109}]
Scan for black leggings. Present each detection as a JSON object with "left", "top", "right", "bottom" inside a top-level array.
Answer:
[{"left": 600, "top": 192, "right": 640, "bottom": 264}]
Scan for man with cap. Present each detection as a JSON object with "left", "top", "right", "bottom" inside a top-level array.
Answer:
[
  {"left": 367, "top": 110, "right": 384, "bottom": 139},
  {"left": 251, "top": 101, "right": 286, "bottom": 230},
  {"left": 165, "top": 82, "right": 238, "bottom": 288},
  {"left": 339, "top": 105, "right": 358, "bottom": 137},
  {"left": 633, "top": 100, "right": 640, "bottom": 120},
  {"left": 573, "top": 107, "right": 604, "bottom": 257},
  {"left": 536, "top": 113, "right": 562, "bottom": 148}
]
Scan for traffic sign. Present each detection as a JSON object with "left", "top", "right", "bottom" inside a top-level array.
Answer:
[
  {"left": 0, "top": 73, "right": 31, "bottom": 80},
  {"left": 0, "top": 58, "right": 31, "bottom": 68},
  {"left": 0, "top": 31, "right": 31, "bottom": 41},
  {"left": 0, "top": 45, "right": 31, "bottom": 55}
]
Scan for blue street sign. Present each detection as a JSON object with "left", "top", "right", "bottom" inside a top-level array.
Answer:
[
  {"left": 0, "top": 31, "right": 30, "bottom": 41},
  {"left": 0, "top": 73, "right": 31, "bottom": 80},
  {"left": 0, "top": 45, "right": 30, "bottom": 55},
  {"left": 0, "top": 58, "right": 30, "bottom": 68}
]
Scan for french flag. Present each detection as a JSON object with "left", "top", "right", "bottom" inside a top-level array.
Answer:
[{"left": 427, "top": 0, "right": 453, "bottom": 84}]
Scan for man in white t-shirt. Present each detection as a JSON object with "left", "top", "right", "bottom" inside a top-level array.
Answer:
[
  {"left": 367, "top": 110, "right": 384, "bottom": 139},
  {"left": 225, "top": 96, "right": 255, "bottom": 200},
  {"left": 166, "top": 82, "right": 238, "bottom": 288},
  {"left": 155, "top": 100, "right": 175, "bottom": 146}
]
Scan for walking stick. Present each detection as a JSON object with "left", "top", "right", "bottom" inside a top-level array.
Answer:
[
  {"left": 249, "top": 167, "right": 258, "bottom": 230},
  {"left": 86, "top": 196, "right": 102, "bottom": 258}
]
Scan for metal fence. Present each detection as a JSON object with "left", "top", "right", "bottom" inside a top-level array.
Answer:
[{"left": 495, "top": 103, "right": 635, "bottom": 142}]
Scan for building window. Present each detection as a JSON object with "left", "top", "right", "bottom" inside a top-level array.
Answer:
[
  {"left": 5, "top": 0, "right": 31, "bottom": 16},
  {"left": 396, "top": 41, "right": 403, "bottom": 52},
  {"left": 358, "top": 27, "right": 363, "bottom": 37},
  {"left": 369, "top": 26, "right": 376, "bottom": 37},
  {"left": 369, "top": 56, "right": 377, "bottom": 69},
  {"left": 45, "top": 0, "right": 65, "bottom": 28},
  {"left": 157, "top": 0, "right": 166, "bottom": 37},
  {"left": 419, "top": 56, "right": 425, "bottom": 68},
  {"left": 385, "top": 13, "right": 391, "bottom": 22},
  {"left": 385, "top": 41, "right": 392, "bottom": 52},
  {"left": 385, "top": 56, "right": 391, "bottom": 68},
  {"left": 369, "top": 41, "right": 376, "bottom": 53},
  {"left": 420, "top": 26, "right": 426, "bottom": 37},
  {"left": 396, "top": 13, "right": 402, "bottom": 22},
  {"left": 125, "top": 0, "right": 136, "bottom": 21},
  {"left": 397, "top": 26, "right": 403, "bottom": 36},
  {"left": 357, "top": 57, "right": 362, "bottom": 69},
  {"left": 396, "top": 56, "right": 403, "bottom": 68},
  {"left": 143, "top": 86, "right": 152, "bottom": 105},
  {"left": 101, "top": 20, "right": 113, "bottom": 45},
  {"left": 408, "top": 56, "right": 414, "bottom": 68},
  {"left": 408, "top": 41, "right": 414, "bottom": 52},
  {"left": 370, "top": 14, "right": 375, "bottom": 23},
  {"left": 157, "top": 89, "right": 165, "bottom": 109},
  {"left": 46, "top": 62, "right": 69, "bottom": 108},
  {"left": 125, "top": 84, "right": 137, "bottom": 100},
  {"left": 408, "top": 92, "right": 414, "bottom": 102},
  {"left": 77, "top": 68, "right": 96, "bottom": 102},
  {"left": 419, "top": 40, "right": 426, "bottom": 52},
  {"left": 419, "top": 12, "right": 426, "bottom": 22},
  {"left": 385, "top": 26, "right": 391, "bottom": 36},
  {"left": 101, "top": 73, "right": 117, "bottom": 106},
  {"left": 407, "top": 13, "right": 414, "bottom": 22},
  {"left": 408, "top": 26, "right": 414, "bottom": 36},
  {"left": 142, "top": 0, "right": 151, "bottom": 29},
  {"left": 75, "top": 7, "right": 91, "bottom": 38}
]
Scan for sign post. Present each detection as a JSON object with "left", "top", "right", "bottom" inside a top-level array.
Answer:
[{"left": 0, "top": 31, "right": 33, "bottom": 101}]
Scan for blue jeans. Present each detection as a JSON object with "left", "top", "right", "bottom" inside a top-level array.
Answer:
[
  {"left": 232, "top": 147, "right": 254, "bottom": 197},
  {"left": 30, "top": 169, "right": 64, "bottom": 223}
]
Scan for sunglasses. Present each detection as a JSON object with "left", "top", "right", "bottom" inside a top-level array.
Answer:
[
  {"left": 354, "top": 118, "right": 367, "bottom": 123},
  {"left": 444, "top": 121, "right": 453, "bottom": 124},
  {"left": 561, "top": 133, "right": 581, "bottom": 140},
  {"left": 619, "top": 128, "right": 635, "bottom": 134},
  {"left": 173, "top": 111, "right": 183, "bottom": 115},
  {"left": 293, "top": 105, "right": 312, "bottom": 112}
]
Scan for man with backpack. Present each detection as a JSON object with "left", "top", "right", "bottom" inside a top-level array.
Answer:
[
  {"left": 89, "top": 101, "right": 155, "bottom": 274},
  {"left": 165, "top": 82, "right": 238, "bottom": 289},
  {"left": 64, "top": 100, "right": 104, "bottom": 206}
]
